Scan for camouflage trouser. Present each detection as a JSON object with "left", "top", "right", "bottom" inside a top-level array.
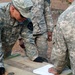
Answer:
[{"left": 35, "top": 32, "right": 48, "bottom": 59}]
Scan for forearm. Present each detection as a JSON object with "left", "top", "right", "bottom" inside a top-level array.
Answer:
[
  {"left": 22, "top": 31, "right": 38, "bottom": 60},
  {"left": 25, "top": 42, "right": 38, "bottom": 60},
  {"left": 51, "top": 47, "right": 66, "bottom": 73},
  {"left": 50, "top": 24, "right": 67, "bottom": 73},
  {"left": 44, "top": 0, "right": 54, "bottom": 32}
]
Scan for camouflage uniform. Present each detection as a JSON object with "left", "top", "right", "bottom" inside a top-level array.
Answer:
[
  {"left": 50, "top": 1, "right": 75, "bottom": 74},
  {"left": 31, "top": 0, "right": 54, "bottom": 58},
  {"left": 0, "top": 3, "right": 38, "bottom": 67}
]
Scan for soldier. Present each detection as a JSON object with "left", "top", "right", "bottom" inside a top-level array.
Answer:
[
  {"left": 48, "top": 0, "right": 75, "bottom": 75},
  {"left": 31, "top": 0, "right": 54, "bottom": 59},
  {"left": 0, "top": 0, "right": 47, "bottom": 75}
]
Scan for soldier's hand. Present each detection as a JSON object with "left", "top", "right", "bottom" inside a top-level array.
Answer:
[
  {"left": 33, "top": 57, "right": 48, "bottom": 63},
  {"left": 19, "top": 38, "right": 25, "bottom": 48},
  {"left": 0, "top": 67, "right": 5, "bottom": 75},
  {"left": 48, "top": 67, "right": 59, "bottom": 75},
  {"left": 47, "top": 32, "right": 52, "bottom": 41}
]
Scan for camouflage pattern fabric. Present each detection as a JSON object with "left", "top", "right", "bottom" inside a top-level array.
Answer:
[
  {"left": 31, "top": 0, "right": 54, "bottom": 59},
  {"left": 34, "top": 32, "right": 48, "bottom": 59},
  {"left": 31, "top": 0, "right": 54, "bottom": 35},
  {"left": 50, "top": 1, "right": 75, "bottom": 74},
  {"left": 0, "top": 3, "right": 38, "bottom": 67}
]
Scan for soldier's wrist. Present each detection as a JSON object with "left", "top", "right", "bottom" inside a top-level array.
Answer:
[{"left": 55, "top": 68, "right": 62, "bottom": 74}]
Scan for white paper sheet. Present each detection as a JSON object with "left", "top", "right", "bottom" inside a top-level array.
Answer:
[{"left": 33, "top": 64, "right": 54, "bottom": 75}]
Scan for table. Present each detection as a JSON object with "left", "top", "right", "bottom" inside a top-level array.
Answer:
[
  {"left": 4, "top": 55, "right": 72, "bottom": 75},
  {"left": 4, "top": 55, "right": 49, "bottom": 75}
]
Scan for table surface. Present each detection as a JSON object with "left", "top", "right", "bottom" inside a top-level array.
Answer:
[
  {"left": 4, "top": 56, "right": 49, "bottom": 75},
  {"left": 4, "top": 55, "right": 72, "bottom": 75}
]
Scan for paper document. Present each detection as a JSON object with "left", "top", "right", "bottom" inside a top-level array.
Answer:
[{"left": 33, "top": 64, "right": 54, "bottom": 75}]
